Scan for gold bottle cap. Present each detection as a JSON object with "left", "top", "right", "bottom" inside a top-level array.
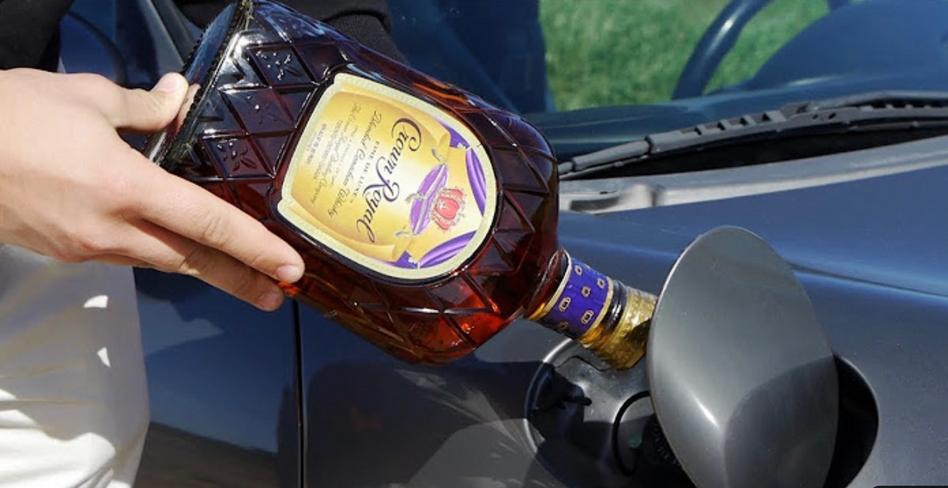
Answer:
[{"left": 578, "top": 286, "right": 655, "bottom": 369}]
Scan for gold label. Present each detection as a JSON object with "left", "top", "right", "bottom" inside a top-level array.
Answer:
[{"left": 278, "top": 74, "right": 497, "bottom": 280}]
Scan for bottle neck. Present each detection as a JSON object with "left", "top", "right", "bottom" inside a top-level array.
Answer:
[{"left": 529, "top": 251, "right": 656, "bottom": 369}]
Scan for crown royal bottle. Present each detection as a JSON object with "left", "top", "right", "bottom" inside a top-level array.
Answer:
[{"left": 146, "top": 0, "right": 656, "bottom": 368}]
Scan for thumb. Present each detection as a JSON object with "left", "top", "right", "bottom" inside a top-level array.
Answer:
[{"left": 114, "top": 73, "right": 189, "bottom": 132}]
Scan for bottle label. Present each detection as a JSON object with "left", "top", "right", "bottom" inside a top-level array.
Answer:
[
  {"left": 532, "top": 254, "right": 615, "bottom": 338},
  {"left": 278, "top": 74, "right": 497, "bottom": 280}
]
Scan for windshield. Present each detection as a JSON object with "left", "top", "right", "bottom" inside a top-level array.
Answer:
[
  {"left": 388, "top": 0, "right": 948, "bottom": 157},
  {"left": 537, "top": 0, "right": 824, "bottom": 110}
]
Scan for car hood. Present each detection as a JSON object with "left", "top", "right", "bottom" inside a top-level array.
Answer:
[
  {"left": 589, "top": 162, "right": 948, "bottom": 299},
  {"left": 299, "top": 142, "right": 948, "bottom": 488}
]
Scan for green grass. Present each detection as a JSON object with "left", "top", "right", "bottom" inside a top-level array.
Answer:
[{"left": 539, "top": 0, "right": 827, "bottom": 111}]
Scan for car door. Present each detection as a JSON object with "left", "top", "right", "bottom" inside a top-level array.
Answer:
[
  {"left": 135, "top": 270, "right": 302, "bottom": 488},
  {"left": 297, "top": 210, "right": 686, "bottom": 487},
  {"left": 61, "top": 2, "right": 303, "bottom": 486}
]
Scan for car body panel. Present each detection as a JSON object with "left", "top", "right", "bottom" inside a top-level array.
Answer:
[
  {"left": 607, "top": 163, "right": 948, "bottom": 487},
  {"left": 301, "top": 156, "right": 948, "bottom": 487},
  {"left": 134, "top": 270, "right": 301, "bottom": 488}
]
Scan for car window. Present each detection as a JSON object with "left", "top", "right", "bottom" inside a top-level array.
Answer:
[
  {"left": 541, "top": 0, "right": 827, "bottom": 110},
  {"left": 388, "top": 0, "right": 948, "bottom": 120}
]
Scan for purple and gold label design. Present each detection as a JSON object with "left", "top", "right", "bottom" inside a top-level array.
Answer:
[
  {"left": 278, "top": 74, "right": 497, "bottom": 280},
  {"left": 532, "top": 254, "right": 615, "bottom": 338}
]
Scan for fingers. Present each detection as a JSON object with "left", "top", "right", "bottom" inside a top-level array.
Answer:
[
  {"left": 96, "top": 255, "right": 150, "bottom": 268},
  {"left": 175, "top": 84, "right": 201, "bottom": 130},
  {"left": 120, "top": 221, "right": 287, "bottom": 311},
  {"left": 121, "top": 73, "right": 190, "bottom": 132},
  {"left": 125, "top": 157, "right": 305, "bottom": 284},
  {"left": 78, "top": 72, "right": 189, "bottom": 132},
  {"left": 72, "top": 73, "right": 303, "bottom": 304}
]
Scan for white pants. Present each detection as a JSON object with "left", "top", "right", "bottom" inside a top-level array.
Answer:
[{"left": 0, "top": 245, "right": 148, "bottom": 487}]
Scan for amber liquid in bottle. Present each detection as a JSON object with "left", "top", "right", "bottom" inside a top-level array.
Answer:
[{"left": 147, "top": 0, "right": 654, "bottom": 367}]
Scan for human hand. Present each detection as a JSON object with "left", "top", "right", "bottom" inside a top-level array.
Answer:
[{"left": 0, "top": 69, "right": 304, "bottom": 311}]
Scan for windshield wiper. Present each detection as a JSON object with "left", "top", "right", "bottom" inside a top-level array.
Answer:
[{"left": 559, "top": 91, "right": 948, "bottom": 180}]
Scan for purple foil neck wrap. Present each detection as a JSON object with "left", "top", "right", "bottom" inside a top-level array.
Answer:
[{"left": 535, "top": 255, "right": 614, "bottom": 338}]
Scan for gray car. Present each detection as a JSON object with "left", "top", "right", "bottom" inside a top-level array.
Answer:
[{"left": 60, "top": 0, "right": 948, "bottom": 486}]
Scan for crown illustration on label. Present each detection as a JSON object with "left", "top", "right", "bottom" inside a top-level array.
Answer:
[{"left": 407, "top": 164, "right": 466, "bottom": 234}]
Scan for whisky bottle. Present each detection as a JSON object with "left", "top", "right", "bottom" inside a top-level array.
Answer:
[{"left": 145, "top": 0, "right": 655, "bottom": 368}]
